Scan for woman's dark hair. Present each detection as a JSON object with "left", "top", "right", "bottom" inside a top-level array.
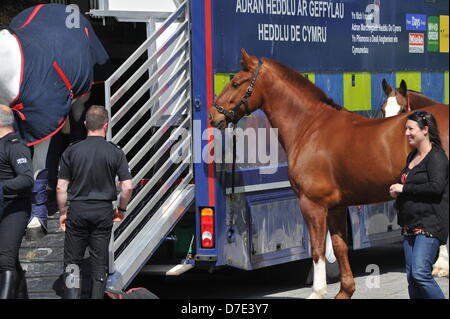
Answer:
[{"left": 407, "top": 111, "right": 442, "bottom": 148}]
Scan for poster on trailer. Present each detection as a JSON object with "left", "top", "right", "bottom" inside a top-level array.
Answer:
[{"left": 213, "top": 0, "right": 449, "bottom": 72}]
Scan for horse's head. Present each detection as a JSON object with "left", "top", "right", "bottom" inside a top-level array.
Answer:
[
  {"left": 380, "top": 79, "right": 409, "bottom": 117},
  {"left": 209, "top": 49, "right": 264, "bottom": 130}
]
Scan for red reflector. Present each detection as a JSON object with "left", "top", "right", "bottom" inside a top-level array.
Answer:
[{"left": 201, "top": 208, "right": 214, "bottom": 248}]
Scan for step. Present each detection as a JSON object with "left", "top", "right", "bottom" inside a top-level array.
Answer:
[
  {"left": 141, "top": 263, "right": 194, "bottom": 276},
  {"left": 26, "top": 275, "right": 64, "bottom": 293},
  {"left": 22, "top": 261, "right": 64, "bottom": 278},
  {"left": 46, "top": 218, "right": 63, "bottom": 234},
  {"left": 25, "top": 273, "right": 93, "bottom": 298},
  {"left": 28, "top": 291, "right": 62, "bottom": 299},
  {"left": 21, "top": 233, "right": 65, "bottom": 249},
  {"left": 20, "top": 246, "right": 64, "bottom": 263}
]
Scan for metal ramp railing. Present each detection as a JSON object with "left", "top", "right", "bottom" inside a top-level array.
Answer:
[{"left": 102, "top": 1, "right": 194, "bottom": 291}]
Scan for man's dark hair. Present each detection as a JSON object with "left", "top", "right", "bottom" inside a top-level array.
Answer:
[{"left": 85, "top": 105, "right": 109, "bottom": 131}]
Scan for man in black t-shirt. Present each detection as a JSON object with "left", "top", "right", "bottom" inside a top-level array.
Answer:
[
  {"left": 0, "top": 105, "right": 33, "bottom": 299},
  {"left": 56, "top": 105, "right": 133, "bottom": 299}
]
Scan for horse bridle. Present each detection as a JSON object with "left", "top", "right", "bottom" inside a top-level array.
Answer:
[{"left": 213, "top": 60, "right": 263, "bottom": 124}]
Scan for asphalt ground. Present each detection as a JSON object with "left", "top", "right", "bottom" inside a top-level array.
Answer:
[{"left": 132, "top": 242, "right": 449, "bottom": 300}]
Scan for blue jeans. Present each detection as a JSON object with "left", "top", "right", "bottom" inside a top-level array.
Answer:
[{"left": 403, "top": 235, "right": 445, "bottom": 299}]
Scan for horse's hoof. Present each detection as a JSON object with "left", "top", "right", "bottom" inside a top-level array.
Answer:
[
  {"left": 335, "top": 292, "right": 352, "bottom": 299},
  {"left": 307, "top": 291, "right": 326, "bottom": 299},
  {"left": 26, "top": 226, "right": 46, "bottom": 241},
  {"left": 432, "top": 268, "right": 449, "bottom": 278},
  {"left": 26, "top": 218, "right": 46, "bottom": 241}
]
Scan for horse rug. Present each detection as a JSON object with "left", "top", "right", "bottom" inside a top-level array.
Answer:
[{"left": 9, "top": 4, "right": 110, "bottom": 145}]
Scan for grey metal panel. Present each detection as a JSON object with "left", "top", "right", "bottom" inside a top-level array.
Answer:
[
  {"left": 226, "top": 181, "right": 291, "bottom": 195},
  {"left": 102, "top": 0, "right": 194, "bottom": 284},
  {"left": 114, "top": 136, "right": 191, "bottom": 249},
  {"left": 113, "top": 61, "right": 190, "bottom": 143},
  {"left": 363, "top": 201, "right": 400, "bottom": 236},
  {"left": 110, "top": 24, "right": 189, "bottom": 119},
  {"left": 103, "top": 2, "right": 188, "bottom": 87},
  {"left": 223, "top": 193, "right": 252, "bottom": 270},
  {"left": 108, "top": 184, "right": 195, "bottom": 290},
  {"left": 250, "top": 197, "right": 305, "bottom": 256},
  {"left": 88, "top": 10, "right": 174, "bottom": 22},
  {"left": 348, "top": 201, "right": 402, "bottom": 250}
]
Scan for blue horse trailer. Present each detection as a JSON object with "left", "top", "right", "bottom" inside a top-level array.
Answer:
[{"left": 83, "top": 0, "right": 448, "bottom": 291}]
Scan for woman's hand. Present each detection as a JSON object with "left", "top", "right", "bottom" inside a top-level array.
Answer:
[{"left": 389, "top": 183, "right": 404, "bottom": 198}]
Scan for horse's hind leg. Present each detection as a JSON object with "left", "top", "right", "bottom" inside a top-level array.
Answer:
[
  {"left": 432, "top": 245, "right": 449, "bottom": 278},
  {"left": 327, "top": 207, "right": 355, "bottom": 299},
  {"left": 300, "top": 195, "right": 328, "bottom": 299},
  {"left": 26, "top": 138, "right": 52, "bottom": 239}
]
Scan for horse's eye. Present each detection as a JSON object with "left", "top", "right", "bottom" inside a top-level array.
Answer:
[{"left": 231, "top": 82, "right": 239, "bottom": 88}]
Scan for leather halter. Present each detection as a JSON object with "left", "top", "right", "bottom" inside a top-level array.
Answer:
[{"left": 213, "top": 60, "right": 263, "bottom": 124}]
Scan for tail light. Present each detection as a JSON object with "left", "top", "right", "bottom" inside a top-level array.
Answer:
[{"left": 200, "top": 208, "right": 215, "bottom": 248}]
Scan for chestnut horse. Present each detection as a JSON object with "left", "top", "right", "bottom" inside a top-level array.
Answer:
[
  {"left": 381, "top": 79, "right": 441, "bottom": 117},
  {"left": 209, "top": 49, "right": 449, "bottom": 299}
]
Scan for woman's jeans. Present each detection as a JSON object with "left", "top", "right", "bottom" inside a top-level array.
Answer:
[{"left": 403, "top": 235, "right": 445, "bottom": 299}]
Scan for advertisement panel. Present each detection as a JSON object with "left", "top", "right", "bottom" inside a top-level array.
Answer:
[{"left": 213, "top": 0, "right": 449, "bottom": 72}]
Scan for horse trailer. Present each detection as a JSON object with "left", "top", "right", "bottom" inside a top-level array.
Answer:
[{"left": 20, "top": 0, "right": 448, "bottom": 296}]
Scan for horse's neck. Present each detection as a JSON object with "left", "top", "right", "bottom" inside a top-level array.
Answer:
[
  {"left": 0, "top": 30, "right": 22, "bottom": 105},
  {"left": 259, "top": 71, "right": 327, "bottom": 154},
  {"left": 409, "top": 91, "right": 438, "bottom": 108}
]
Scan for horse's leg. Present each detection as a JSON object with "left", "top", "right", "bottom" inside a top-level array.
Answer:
[
  {"left": 66, "top": 92, "right": 90, "bottom": 142},
  {"left": 27, "top": 93, "right": 90, "bottom": 238},
  {"left": 300, "top": 195, "right": 328, "bottom": 299},
  {"left": 432, "top": 245, "right": 449, "bottom": 278},
  {"left": 327, "top": 207, "right": 355, "bottom": 299},
  {"left": 27, "top": 138, "right": 52, "bottom": 238}
]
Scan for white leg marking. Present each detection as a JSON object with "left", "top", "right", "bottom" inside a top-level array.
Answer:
[
  {"left": 307, "top": 258, "right": 327, "bottom": 299},
  {"left": 433, "top": 246, "right": 449, "bottom": 278}
]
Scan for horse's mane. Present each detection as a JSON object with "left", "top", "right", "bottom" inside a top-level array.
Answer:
[
  {"left": 402, "top": 89, "right": 439, "bottom": 103},
  {"left": 264, "top": 58, "right": 343, "bottom": 111}
]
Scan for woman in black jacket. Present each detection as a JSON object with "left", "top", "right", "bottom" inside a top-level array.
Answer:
[{"left": 389, "top": 110, "right": 448, "bottom": 299}]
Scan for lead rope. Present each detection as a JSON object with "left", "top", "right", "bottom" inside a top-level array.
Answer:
[{"left": 227, "top": 126, "right": 237, "bottom": 243}]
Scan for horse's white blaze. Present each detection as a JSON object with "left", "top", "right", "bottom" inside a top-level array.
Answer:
[
  {"left": 307, "top": 258, "right": 327, "bottom": 299},
  {"left": 384, "top": 97, "right": 402, "bottom": 117},
  {"left": 0, "top": 30, "right": 21, "bottom": 105}
]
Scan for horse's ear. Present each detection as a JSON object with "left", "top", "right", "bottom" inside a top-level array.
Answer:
[
  {"left": 240, "top": 48, "right": 257, "bottom": 70},
  {"left": 399, "top": 80, "right": 408, "bottom": 97},
  {"left": 382, "top": 79, "right": 392, "bottom": 95}
]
